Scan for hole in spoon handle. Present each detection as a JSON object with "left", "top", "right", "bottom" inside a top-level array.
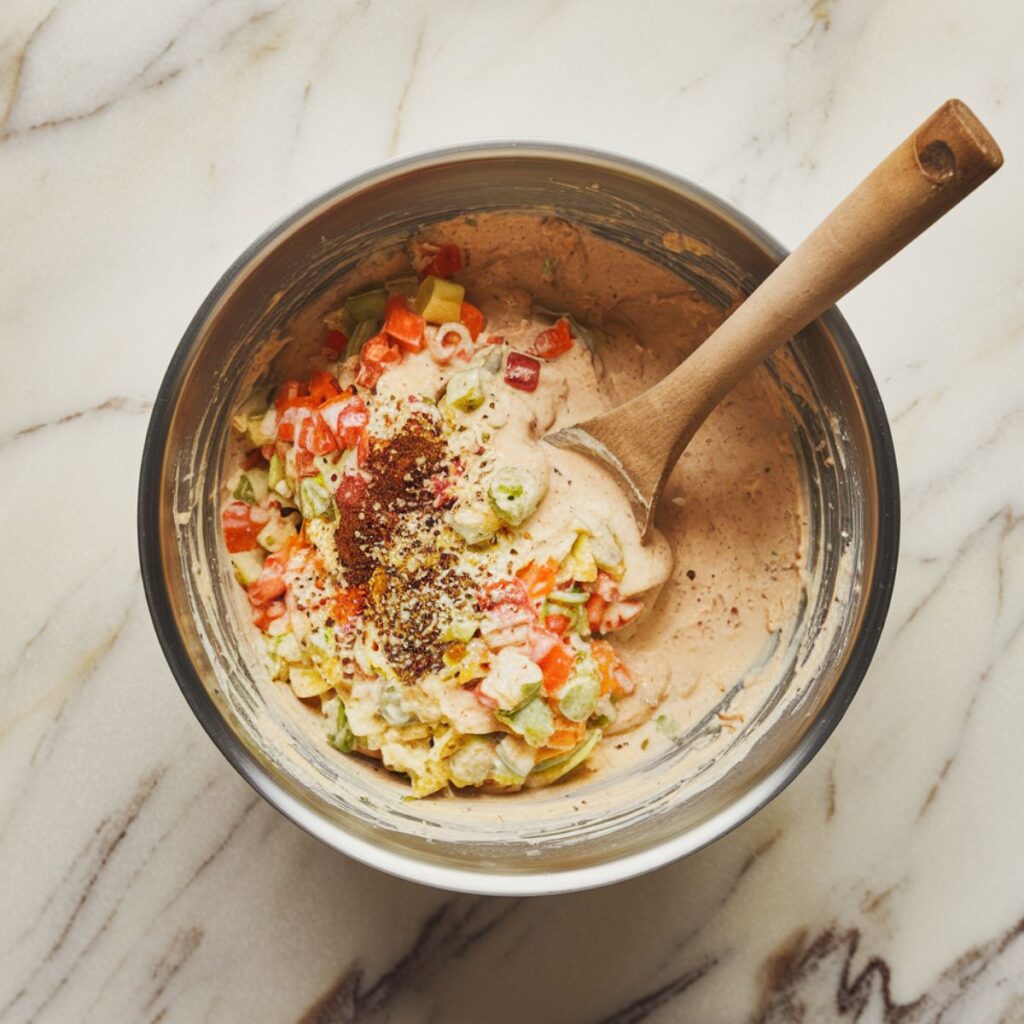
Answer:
[{"left": 912, "top": 99, "right": 1003, "bottom": 192}]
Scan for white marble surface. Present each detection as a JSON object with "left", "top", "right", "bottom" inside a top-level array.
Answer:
[{"left": 2, "top": 0, "right": 1023, "bottom": 1020}]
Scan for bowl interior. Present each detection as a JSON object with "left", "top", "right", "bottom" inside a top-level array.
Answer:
[{"left": 140, "top": 147, "right": 897, "bottom": 893}]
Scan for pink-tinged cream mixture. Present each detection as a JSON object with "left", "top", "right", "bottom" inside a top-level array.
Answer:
[{"left": 222, "top": 214, "right": 807, "bottom": 797}]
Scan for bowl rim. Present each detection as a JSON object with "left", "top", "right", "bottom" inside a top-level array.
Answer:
[{"left": 138, "top": 140, "right": 900, "bottom": 896}]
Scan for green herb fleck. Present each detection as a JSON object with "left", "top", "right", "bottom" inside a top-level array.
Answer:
[{"left": 655, "top": 714, "right": 678, "bottom": 738}]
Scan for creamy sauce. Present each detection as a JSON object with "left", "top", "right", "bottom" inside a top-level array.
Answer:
[
  {"left": 414, "top": 214, "right": 806, "bottom": 779},
  {"left": 240, "top": 211, "right": 806, "bottom": 791}
]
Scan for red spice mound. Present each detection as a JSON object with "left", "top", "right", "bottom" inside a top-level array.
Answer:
[{"left": 334, "top": 413, "right": 474, "bottom": 680}]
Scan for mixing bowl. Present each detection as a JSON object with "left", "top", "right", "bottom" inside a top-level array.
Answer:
[{"left": 138, "top": 143, "right": 899, "bottom": 895}]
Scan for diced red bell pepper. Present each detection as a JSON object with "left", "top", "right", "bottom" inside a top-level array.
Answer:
[
  {"left": 594, "top": 571, "right": 620, "bottom": 602},
  {"left": 355, "top": 362, "right": 382, "bottom": 390},
  {"left": 586, "top": 592, "right": 607, "bottom": 633},
  {"left": 335, "top": 471, "right": 368, "bottom": 508},
  {"left": 323, "top": 328, "right": 347, "bottom": 359},
  {"left": 247, "top": 573, "right": 287, "bottom": 606},
  {"left": 276, "top": 397, "right": 316, "bottom": 442},
  {"left": 545, "top": 612, "right": 571, "bottom": 635},
  {"left": 222, "top": 501, "right": 263, "bottom": 553},
  {"left": 420, "top": 243, "right": 462, "bottom": 279},
  {"left": 540, "top": 643, "right": 574, "bottom": 693},
  {"left": 297, "top": 412, "right": 339, "bottom": 455},
  {"left": 504, "top": 352, "right": 541, "bottom": 392},
  {"left": 252, "top": 600, "right": 286, "bottom": 631},
  {"left": 308, "top": 370, "right": 342, "bottom": 405},
  {"left": 517, "top": 559, "right": 559, "bottom": 600},
  {"left": 532, "top": 319, "right": 573, "bottom": 359},
  {"left": 384, "top": 295, "right": 426, "bottom": 352},
  {"left": 356, "top": 334, "right": 402, "bottom": 389},
  {"left": 459, "top": 302, "right": 485, "bottom": 341},
  {"left": 601, "top": 600, "right": 643, "bottom": 633},
  {"left": 319, "top": 395, "right": 369, "bottom": 450}
]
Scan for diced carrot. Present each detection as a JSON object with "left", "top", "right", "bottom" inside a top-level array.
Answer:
[
  {"left": 459, "top": 301, "right": 485, "bottom": 341},
  {"left": 543, "top": 718, "right": 587, "bottom": 751},
  {"left": 591, "top": 639, "right": 633, "bottom": 696},
  {"left": 517, "top": 559, "right": 559, "bottom": 600},
  {"left": 540, "top": 643, "right": 574, "bottom": 693}
]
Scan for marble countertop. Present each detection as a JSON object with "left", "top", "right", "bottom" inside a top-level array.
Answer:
[{"left": 3, "top": 1, "right": 1023, "bottom": 1020}]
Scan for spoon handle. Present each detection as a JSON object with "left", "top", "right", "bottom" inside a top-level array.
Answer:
[{"left": 649, "top": 99, "right": 1003, "bottom": 460}]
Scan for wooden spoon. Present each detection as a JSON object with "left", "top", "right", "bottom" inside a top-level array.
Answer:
[{"left": 544, "top": 99, "right": 1003, "bottom": 539}]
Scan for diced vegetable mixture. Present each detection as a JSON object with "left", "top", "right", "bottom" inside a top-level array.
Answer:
[{"left": 223, "top": 243, "right": 646, "bottom": 796}]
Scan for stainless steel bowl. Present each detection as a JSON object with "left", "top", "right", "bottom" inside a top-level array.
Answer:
[{"left": 138, "top": 144, "right": 898, "bottom": 895}]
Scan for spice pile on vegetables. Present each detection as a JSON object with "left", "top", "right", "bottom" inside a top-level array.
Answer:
[{"left": 223, "top": 240, "right": 671, "bottom": 796}]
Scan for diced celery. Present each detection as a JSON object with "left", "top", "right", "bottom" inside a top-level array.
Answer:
[
  {"left": 272, "top": 632, "right": 303, "bottom": 664},
  {"left": 289, "top": 665, "right": 331, "bottom": 698},
  {"left": 346, "top": 319, "right": 379, "bottom": 360},
  {"left": 588, "top": 519, "right": 624, "bottom": 577},
  {"left": 324, "top": 306, "right": 356, "bottom": 335},
  {"left": 378, "top": 685, "right": 414, "bottom": 726},
  {"left": 234, "top": 468, "right": 269, "bottom": 505},
  {"left": 266, "top": 632, "right": 302, "bottom": 676},
  {"left": 329, "top": 700, "right": 357, "bottom": 753},
  {"left": 556, "top": 657, "right": 601, "bottom": 722},
  {"left": 257, "top": 516, "right": 296, "bottom": 553},
  {"left": 248, "top": 411, "right": 277, "bottom": 446},
  {"left": 497, "top": 734, "right": 536, "bottom": 776},
  {"left": 478, "top": 648, "right": 543, "bottom": 712},
  {"left": 447, "top": 736, "right": 498, "bottom": 787},
  {"left": 471, "top": 345, "right": 504, "bottom": 374},
  {"left": 548, "top": 588, "right": 589, "bottom": 606},
  {"left": 233, "top": 473, "right": 255, "bottom": 504},
  {"left": 487, "top": 466, "right": 545, "bottom": 527},
  {"left": 298, "top": 476, "right": 335, "bottom": 521},
  {"left": 345, "top": 288, "right": 388, "bottom": 323},
  {"left": 445, "top": 368, "right": 487, "bottom": 413},
  {"left": 268, "top": 453, "right": 285, "bottom": 492},
  {"left": 497, "top": 698, "right": 554, "bottom": 749},
  {"left": 230, "top": 549, "right": 264, "bottom": 586},
  {"left": 450, "top": 503, "right": 500, "bottom": 545},
  {"left": 414, "top": 276, "right": 465, "bottom": 324},
  {"left": 529, "top": 729, "right": 602, "bottom": 786},
  {"left": 562, "top": 534, "right": 598, "bottom": 583}
]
